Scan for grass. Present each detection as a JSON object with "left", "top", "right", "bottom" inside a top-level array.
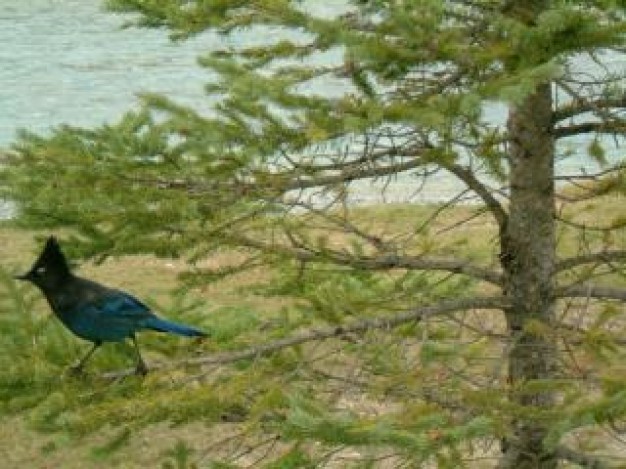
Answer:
[{"left": 0, "top": 194, "right": 623, "bottom": 467}]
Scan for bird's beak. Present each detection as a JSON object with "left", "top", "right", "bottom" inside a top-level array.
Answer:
[{"left": 14, "top": 272, "right": 31, "bottom": 281}]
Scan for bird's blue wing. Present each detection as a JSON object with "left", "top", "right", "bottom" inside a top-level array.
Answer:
[
  {"left": 97, "top": 292, "right": 154, "bottom": 320},
  {"left": 68, "top": 292, "right": 157, "bottom": 342}
]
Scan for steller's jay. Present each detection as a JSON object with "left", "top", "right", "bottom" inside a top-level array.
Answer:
[{"left": 15, "top": 236, "right": 207, "bottom": 375}]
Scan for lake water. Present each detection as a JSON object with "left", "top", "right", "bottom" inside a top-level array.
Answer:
[
  {"left": 0, "top": 0, "right": 222, "bottom": 145},
  {"left": 0, "top": 0, "right": 623, "bottom": 208}
]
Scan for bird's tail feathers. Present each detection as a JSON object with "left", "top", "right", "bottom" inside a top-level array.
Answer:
[{"left": 145, "top": 317, "right": 207, "bottom": 337}]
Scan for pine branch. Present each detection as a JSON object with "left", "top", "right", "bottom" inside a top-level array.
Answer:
[
  {"left": 101, "top": 295, "right": 509, "bottom": 379},
  {"left": 553, "top": 96, "right": 626, "bottom": 123},
  {"left": 557, "top": 283, "right": 626, "bottom": 302},
  {"left": 554, "top": 163, "right": 626, "bottom": 183},
  {"left": 279, "top": 141, "right": 417, "bottom": 173},
  {"left": 553, "top": 80, "right": 626, "bottom": 139},
  {"left": 556, "top": 250, "right": 626, "bottom": 272},
  {"left": 555, "top": 213, "right": 626, "bottom": 232},
  {"left": 282, "top": 157, "right": 429, "bottom": 191},
  {"left": 555, "top": 164, "right": 626, "bottom": 202},
  {"left": 441, "top": 162, "right": 508, "bottom": 229},
  {"left": 554, "top": 121, "right": 626, "bottom": 139},
  {"left": 233, "top": 235, "right": 504, "bottom": 285},
  {"left": 121, "top": 149, "right": 430, "bottom": 197}
]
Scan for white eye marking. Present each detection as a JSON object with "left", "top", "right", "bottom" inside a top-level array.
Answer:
[{"left": 35, "top": 266, "right": 46, "bottom": 275}]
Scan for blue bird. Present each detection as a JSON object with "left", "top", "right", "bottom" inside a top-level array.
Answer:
[{"left": 15, "top": 236, "right": 207, "bottom": 375}]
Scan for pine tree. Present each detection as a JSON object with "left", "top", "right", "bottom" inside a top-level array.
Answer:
[{"left": 1, "top": 0, "right": 625, "bottom": 467}]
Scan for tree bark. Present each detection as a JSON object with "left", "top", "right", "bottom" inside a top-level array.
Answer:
[{"left": 498, "top": 83, "right": 558, "bottom": 468}]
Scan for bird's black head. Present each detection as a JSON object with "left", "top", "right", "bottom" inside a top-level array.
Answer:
[{"left": 15, "top": 236, "right": 72, "bottom": 289}]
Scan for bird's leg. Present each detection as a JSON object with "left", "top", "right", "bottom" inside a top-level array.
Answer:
[
  {"left": 69, "top": 341, "right": 101, "bottom": 375},
  {"left": 131, "top": 335, "right": 148, "bottom": 376}
]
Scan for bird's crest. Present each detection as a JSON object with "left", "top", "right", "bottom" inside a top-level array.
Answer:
[
  {"left": 22, "top": 236, "right": 72, "bottom": 281},
  {"left": 39, "top": 236, "right": 70, "bottom": 270}
]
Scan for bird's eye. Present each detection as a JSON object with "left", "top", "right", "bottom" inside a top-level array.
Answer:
[{"left": 35, "top": 266, "right": 46, "bottom": 275}]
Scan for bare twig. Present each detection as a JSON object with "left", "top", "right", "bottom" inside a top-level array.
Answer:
[{"left": 441, "top": 162, "right": 508, "bottom": 230}]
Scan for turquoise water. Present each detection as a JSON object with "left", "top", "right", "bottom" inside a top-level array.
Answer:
[
  {"left": 0, "top": 1, "right": 623, "bottom": 206},
  {"left": 0, "top": 1, "right": 355, "bottom": 146},
  {"left": 0, "top": 0, "right": 223, "bottom": 145}
]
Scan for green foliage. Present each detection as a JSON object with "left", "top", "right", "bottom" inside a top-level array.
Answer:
[
  {"left": 282, "top": 394, "right": 494, "bottom": 466},
  {"left": 588, "top": 137, "right": 607, "bottom": 165},
  {"left": 263, "top": 447, "right": 314, "bottom": 469},
  {"left": 161, "top": 439, "right": 196, "bottom": 469},
  {"left": 91, "top": 426, "right": 132, "bottom": 460},
  {"left": 205, "top": 305, "right": 261, "bottom": 347}
]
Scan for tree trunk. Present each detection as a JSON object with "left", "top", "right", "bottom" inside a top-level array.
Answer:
[{"left": 498, "top": 83, "right": 558, "bottom": 468}]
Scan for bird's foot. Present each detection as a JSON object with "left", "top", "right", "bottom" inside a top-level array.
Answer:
[
  {"left": 134, "top": 361, "right": 149, "bottom": 376},
  {"left": 67, "top": 365, "right": 86, "bottom": 378}
]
